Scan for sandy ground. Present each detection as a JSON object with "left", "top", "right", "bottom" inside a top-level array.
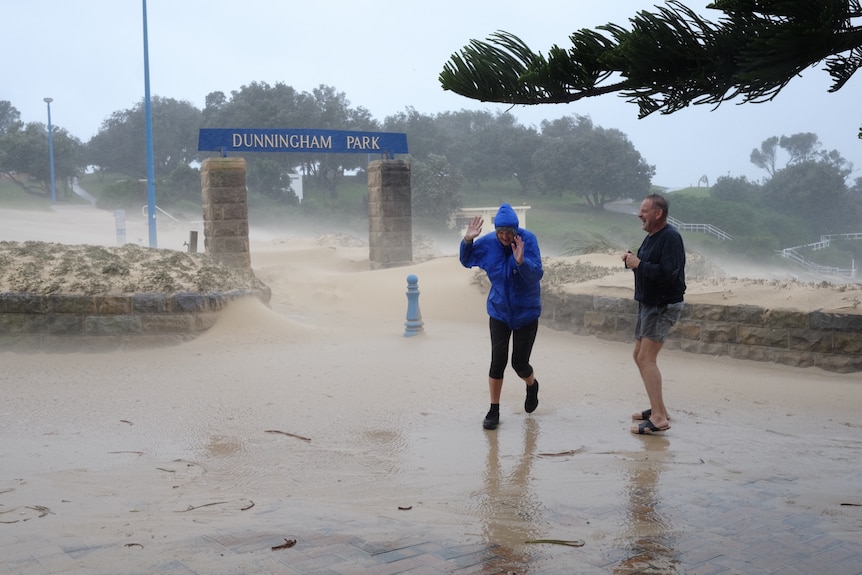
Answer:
[{"left": 1, "top": 205, "right": 861, "bottom": 572}]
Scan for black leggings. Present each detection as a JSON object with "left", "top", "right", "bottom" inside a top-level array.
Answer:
[{"left": 488, "top": 317, "right": 538, "bottom": 380}]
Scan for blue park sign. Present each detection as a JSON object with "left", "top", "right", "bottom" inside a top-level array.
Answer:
[{"left": 198, "top": 128, "right": 408, "bottom": 157}]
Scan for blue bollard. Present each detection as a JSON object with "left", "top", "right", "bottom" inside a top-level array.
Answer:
[{"left": 404, "top": 274, "right": 425, "bottom": 337}]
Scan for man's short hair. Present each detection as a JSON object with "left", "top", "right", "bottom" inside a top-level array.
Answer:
[{"left": 647, "top": 193, "right": 669, "bottom": 218}]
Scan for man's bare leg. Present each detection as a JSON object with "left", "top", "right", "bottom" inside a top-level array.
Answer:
[{"left": 632, "top": 338, "right": 670, "bottom": 433}]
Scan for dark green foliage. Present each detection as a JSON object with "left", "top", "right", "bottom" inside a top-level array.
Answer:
[
  {"left": 439, "top": 1, "right": 862, "bottom": 117},
  {"left": 202, "top": 82, "right": 380, "bottom": 198},
  {"left": 87, "top": 97, "right": 201, "bottom": 179},
  {"left": 530, "top": 115, "right": 654, "bottom": 206},
  {"left": 95, "top": 179, "right": 146, "bottom": 211},
  {"left": 410, "top": 154, "right": 464, "bottom": 222},
  {"left": 167, "top": 164, "right": 202, "bottom": 203},
  {"left": 761, "top": 160, "right": 857, "bottom": 235},
  {"left": 710, "top": 175, "right": 761, "bottom": 202},
  {"left": 0, "top": 100, "right": 20, "bottom": 135},
  {"left": 668, "top": 194, "right": 810, "bottom": 255},
  {"left": 812, "top": 238, "right": 862, "bottom": 267},
  {"left": 0, "top": 121, "right": 84, "bottom": 197},
  {"left": 246, "top": 158, "right": 298, "bottom": 204}
]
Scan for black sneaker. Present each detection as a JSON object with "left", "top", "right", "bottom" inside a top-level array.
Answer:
[
  {"left": 483, "top": 409, "right": 500, "bottom": 430},
  {"left": 525, "top": 380, "right": 539, "bottom": 413}
]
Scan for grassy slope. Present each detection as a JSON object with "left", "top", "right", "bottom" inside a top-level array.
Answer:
[{"left": 0, "top": 178, "right": 55, "bottom": 210}]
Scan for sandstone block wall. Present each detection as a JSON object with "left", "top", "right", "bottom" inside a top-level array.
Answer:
[
  {"left": 0, "top": 288, "right": 270, "bottom": 353},
  {"left": 4, "top": 286, "right": 860, "bottom": 368},
  {"left": 367, "top": 159, "right": 412, "bottom": 269},
  {"left": 542, "top": 292, "right": 862, "bottom": 373},
  {"left": 201, "top": 157, "right": 251, "bottom": 269}
]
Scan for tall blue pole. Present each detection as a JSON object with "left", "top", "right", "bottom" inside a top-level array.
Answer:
[
  {"left": 142, "top": 0, "right": 157, "bottom": 248},
  {"left": 43, "top": 97, "right": 56, "bottom": 204}
]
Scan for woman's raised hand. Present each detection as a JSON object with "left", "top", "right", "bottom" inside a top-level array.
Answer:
[{"left": 465, "top": 216, "right": 483, "bottom": 241}]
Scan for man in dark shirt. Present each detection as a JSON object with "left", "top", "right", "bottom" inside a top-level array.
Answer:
[{"left": 621, "top": 194, "right": 686, "bottom": 434}]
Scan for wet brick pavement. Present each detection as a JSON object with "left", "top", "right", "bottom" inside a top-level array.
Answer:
[{"left": 2, "top": 492, "right": 861, "bottom": 575}]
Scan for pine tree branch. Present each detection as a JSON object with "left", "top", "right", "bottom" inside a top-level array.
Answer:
[{"left": 439, "top": 0, "right": 862, "bottom": 117}]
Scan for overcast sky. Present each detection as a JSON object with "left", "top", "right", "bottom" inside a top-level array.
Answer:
[{"left": 3, "top": 0, "right": 860, "bottom": 188}]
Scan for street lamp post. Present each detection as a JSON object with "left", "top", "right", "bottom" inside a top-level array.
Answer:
[
  {"left": 142, "top": 0, "right": 157, "bottom": 247},
  {"left": 43, "top": 97, "right": 57, "bottom": 204}
]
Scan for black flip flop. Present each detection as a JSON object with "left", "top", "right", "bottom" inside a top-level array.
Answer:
[{"left": 633, "top": 419, "right": 670, "bottom": 435}]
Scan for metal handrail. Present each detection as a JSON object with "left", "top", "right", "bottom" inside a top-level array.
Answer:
[
  {"left": 141, "top": 204, "right": 179, "bottom": 222},
  {"left": 141, "top": 205, "right": 204, "bottom": 227},
  {"left": 667, "top": 216, "right": 733, "bottom": 240}
]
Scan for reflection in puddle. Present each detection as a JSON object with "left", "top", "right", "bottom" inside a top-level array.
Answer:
[
  {"left": 614, "top": 436, "right": 680, "bottom": 574},
  {"left": 475, "top": 418, "right": 543, "bottom": 570}
]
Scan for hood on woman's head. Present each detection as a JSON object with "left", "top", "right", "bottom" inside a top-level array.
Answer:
[{"left": 493, "top": 203, "right": 520, "bottom": 231}]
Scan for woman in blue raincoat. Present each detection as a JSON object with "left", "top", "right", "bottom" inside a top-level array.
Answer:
[{"left": 460, "top": 203, "right": 544, "bottom": 430}]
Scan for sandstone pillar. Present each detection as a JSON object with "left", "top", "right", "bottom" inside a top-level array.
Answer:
[
  {"left": 367, "top": 159, "right": 412, "bottom": 269},
  {"left": 201, "top": 157, "right": 251, "bottom": 270}
]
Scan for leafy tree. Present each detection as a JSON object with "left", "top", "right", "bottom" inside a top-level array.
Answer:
[
  {"left": 203, "top": 82, "right": 380, "bottom": 198},
  {"left": 427, "top": 109, "right": 498, "bottom": 185},
  {"left": 202, "top": 82, "right": 311, "bottom": 129},
  {"left": 385, "top": 108, "right": 542, "bottom": 194},
  {"left": 87, "top": 96, "right": 201, "bottom": 179},
  {"left": 710, "top": 174, "right": 762, "bottom": 202},
  {"left": 0, "top": 101, "right": 22, "bottom": 171},
  {"left": 0, "top": 122, "right": 84, "bottom": 197},
  {"left": 530, "top": 116, "right": 592, "bottom": 198},
  {"left": 204, "top": 82, "right": 314, "bottom": 198},
  {"left": 751, "top": 132, "right": 854, "bottom": 179},
  {"left": 497, "top": 121, "right": 542, "bottom": 194},
  {"left": 384, "top": 107, "right": 446, "bottom": 161},
  {"left": 530, "top": 139, "right": 578, "bottom": 198},
  {"left": 410, "top": 153, "right": 463, "bottom": 222},
  {"left": 246, "top": 158, "right": 298, "bottom": 204},
  {"left": 95, "top": 178, "right": 146, "bottom": 211},
  {"left": 531, "top": 115, "right": 653, "bottom": 207},
  {"left": 438, "top": 0, "right": 862, "bottom": 118},
  {"left": 304, "top": 84, "right": 380, "bottom": 195},
  {"left": 779, "top": 132, "right": 821, "bottom": 164},
  {"left": 749, "top": 136, "right": 779, "bottom": 176},
  {"left": 0, "top": 100, "right": 21, "bottom": 135},
  {"left": 437, "top": 110, "right": 541, "bottom": 191},
  {"left": 167, "top": 164, "right": 202, "bottom": 204},
  {"left": 761, "top": 160, "right": 856, "bottom": 235},
  {"left": 539, "top": 115, "right": 584, "bottom": 139}
]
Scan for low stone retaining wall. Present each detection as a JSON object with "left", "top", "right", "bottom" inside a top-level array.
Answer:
[
  {"left": 542, "top": 292, "right": 862, "bottom": 374},
  {"left": 5, "top": 287, "right": 860, "bottom": 370},
  {"left": 0, "top": 288, "right": 270, "bottom": 353}
]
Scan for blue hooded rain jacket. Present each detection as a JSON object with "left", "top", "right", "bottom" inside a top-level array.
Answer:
[{"left": 459, "top": 203, "right": 543, "bottom": 329}]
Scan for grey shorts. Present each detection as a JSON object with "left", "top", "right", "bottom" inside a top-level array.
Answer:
[{"left": 635, "top": 301, "right": 684, "bottom": 342}]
